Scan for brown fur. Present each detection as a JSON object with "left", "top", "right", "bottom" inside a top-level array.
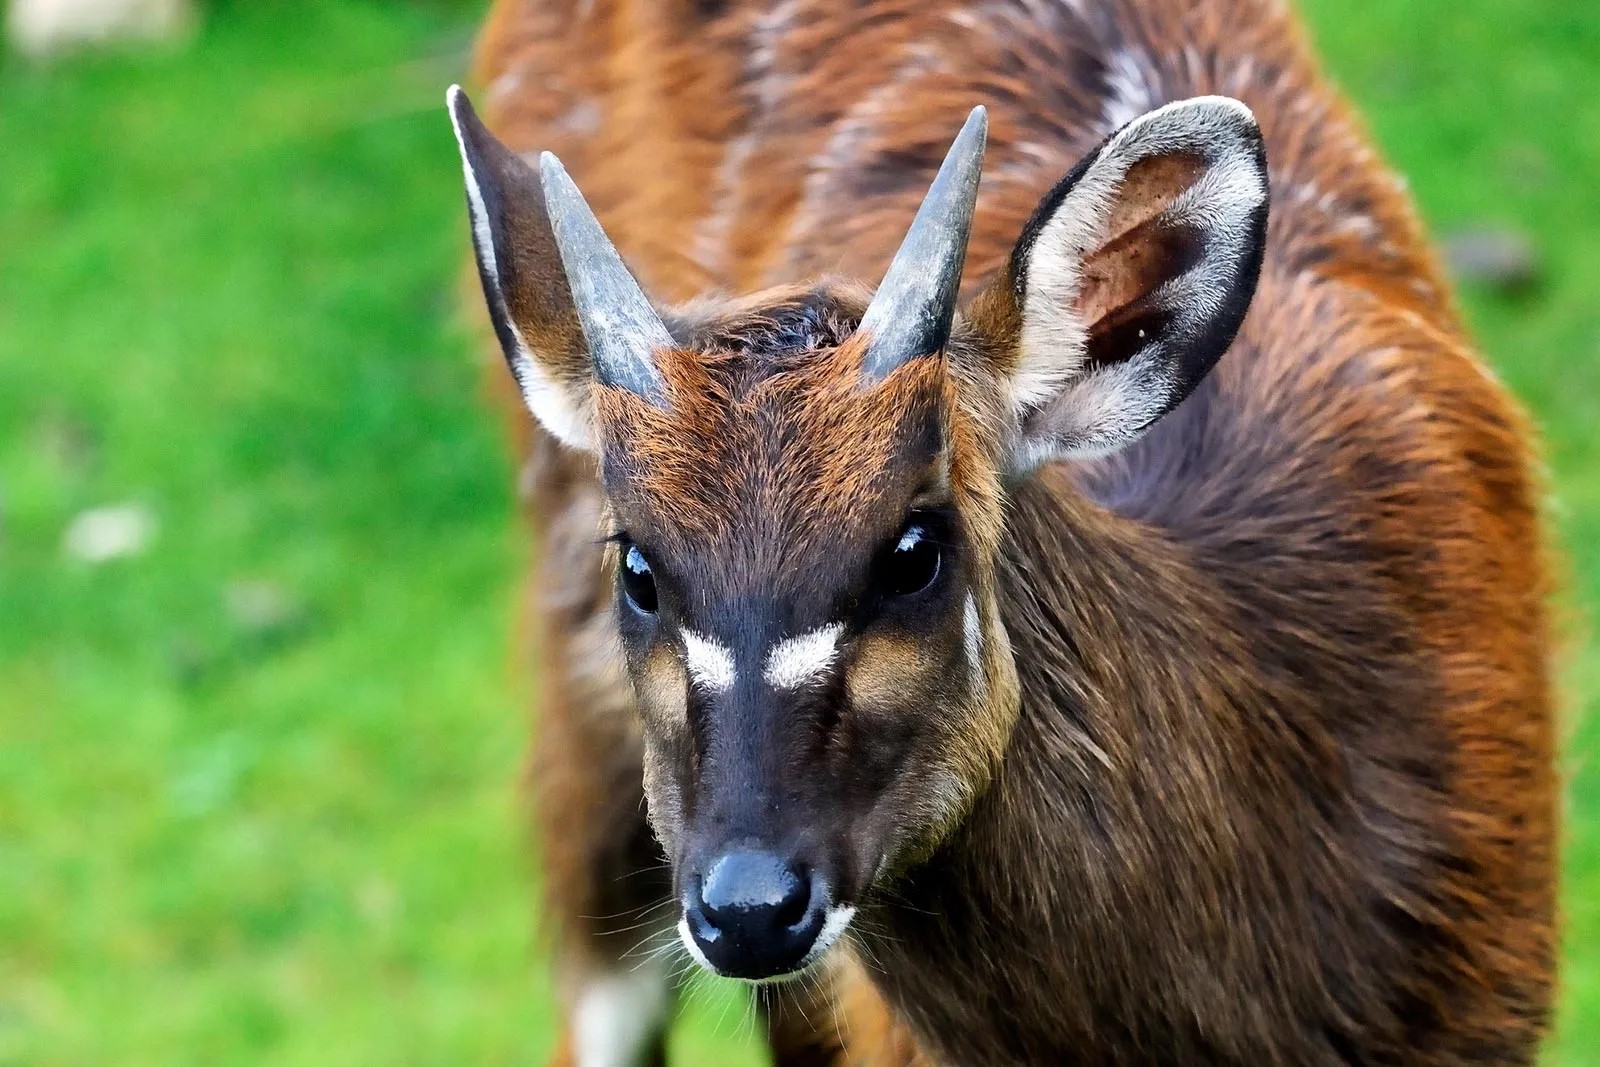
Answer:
[
  {"left": 596, "top": 331, "right": 946, "bottom": 550},
  {"left": 867, "top": 291, "right": 1555, "bottom": 1062},
  {"left": 467, "top": 0, "right": 1555, "bottom": 1063}
]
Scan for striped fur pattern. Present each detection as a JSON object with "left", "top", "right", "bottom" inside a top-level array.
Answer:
[{"left": 462, "top": 1, "right": 1556, "bottom": 1063}]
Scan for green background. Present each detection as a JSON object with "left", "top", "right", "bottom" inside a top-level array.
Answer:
[{"left": 2, "top": 1, "right": 1596, "bottom": 1062}]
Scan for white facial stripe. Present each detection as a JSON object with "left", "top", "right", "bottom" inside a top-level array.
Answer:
[
  {"left": 763, "top": 623, "right": 845, "bottom": 689},
  {"left": 963, "top": 593, "right": 984, "bottom": 693},
  {"left": 572, "top": 965, "right": 671, "bottom": 1067},
  {"left": 682, "top": 630, "right": 737, "bottom": 692}
]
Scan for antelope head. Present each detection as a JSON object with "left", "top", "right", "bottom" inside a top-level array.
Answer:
[{"left": 448, "top": 87, "right": 1268, "bottom": 980}]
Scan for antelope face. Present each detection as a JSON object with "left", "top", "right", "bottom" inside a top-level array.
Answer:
[
  {"left": 596, "top": 288, "right": 1015, "bottom": 979},
  {"left": 449, "top": 89, "right": 1269, "bottom": 979}
]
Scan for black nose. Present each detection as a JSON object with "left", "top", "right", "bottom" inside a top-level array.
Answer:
[{"left": 683, "top": 850, "right": 826, "bottom": 979}]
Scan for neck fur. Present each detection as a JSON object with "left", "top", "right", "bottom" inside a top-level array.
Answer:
[{"left": 856, "top": 465, "right": 1437, "bottom": 1063}]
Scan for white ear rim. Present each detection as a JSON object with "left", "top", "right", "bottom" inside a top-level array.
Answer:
[
  {"left": 1009, "top": 96, "right": 1266, "bottom": 469},
  {"left": 447, "top": 86, "right": 596, "bottom": 452}
]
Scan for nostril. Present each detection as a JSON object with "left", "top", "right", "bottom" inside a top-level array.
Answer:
[
  {"left": 774, "top": 867, "right": 812, "bottom": 931},
  {"left": 683, "top": 888, "right": 720, "bottom": 946}
]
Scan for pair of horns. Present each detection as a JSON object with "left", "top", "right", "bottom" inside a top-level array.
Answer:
[{"left": 447, "top": 86, "right": 986, "bottom": 401}]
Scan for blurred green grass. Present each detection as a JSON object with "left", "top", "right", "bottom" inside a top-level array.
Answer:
[{"left": 0, "top": 1, "right": 1595, "bottom": 1063}]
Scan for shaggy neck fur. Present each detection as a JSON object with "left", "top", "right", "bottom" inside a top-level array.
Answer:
[{"left": 856, "top": 403, "right": 1514, "bottom": 1063}]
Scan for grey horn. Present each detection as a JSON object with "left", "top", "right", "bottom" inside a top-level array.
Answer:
[
  {"left": 538, "top": 152, "right": 672, "bottom": 404},
  {"left": 857, "top": 106, "right": 988, "bottom": 383}
]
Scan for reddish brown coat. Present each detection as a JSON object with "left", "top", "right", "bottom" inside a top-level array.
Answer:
[{"left": 468, "top": 1, "right": 1556, "bottom": 1062}]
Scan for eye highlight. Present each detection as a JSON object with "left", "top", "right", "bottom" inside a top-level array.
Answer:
[
  {"left": 619, "top": 541, "right": 659, "bottom": 614},
  {"left": 876, "top": 516, "right": 943, "bottom": 598}
]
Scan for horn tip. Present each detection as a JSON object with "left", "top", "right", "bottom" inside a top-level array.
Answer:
[
  {"left": 962, "top": 105, "right": 989, "bottom": 145},
  {"left": 538, "top": 151, "right": 567, "bottom": 183}
]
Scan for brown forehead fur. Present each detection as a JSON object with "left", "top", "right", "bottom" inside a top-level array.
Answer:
[{"left": 596, "top": 330, "right": 964, "bottom": 561}]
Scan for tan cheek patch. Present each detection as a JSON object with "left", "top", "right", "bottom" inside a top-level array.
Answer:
[
  {"left": 640, "top": 742, "right": 685, "bottom": 850},
  {"left": 845, "top": 631, "right": 944, "bottom": 715},
  {"left": 635, "top": 645, "right": 689, "bottom": 734}
]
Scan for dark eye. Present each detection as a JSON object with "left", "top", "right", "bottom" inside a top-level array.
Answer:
[
  {"left": 620, "top": 542, "right": 658, "bottom": 613},
  {"left": 877, "top": 520, "right": 942, "bottom": 597}
]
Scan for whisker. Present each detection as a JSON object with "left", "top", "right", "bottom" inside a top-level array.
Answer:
[
  {"left": 578, "top": 895, "right": 674, "bottom": 922},
  {"left": 597, "top": 910, "right": 679, "bottom": 939}
]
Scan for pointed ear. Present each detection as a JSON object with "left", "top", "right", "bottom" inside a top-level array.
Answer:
[
  {"left": 973, "top": 96, "right": 1269, "bottom": 472},
  {"left": 447, "top": 86, "right": 595, "bottom": 451}
]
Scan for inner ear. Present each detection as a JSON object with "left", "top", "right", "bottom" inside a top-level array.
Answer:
[
  {"left": 1078, "top": 153, "right": 1208, "bottom": 366},
  {"left": 975, "top": 96, "right": 1269, "bottom": 469}
]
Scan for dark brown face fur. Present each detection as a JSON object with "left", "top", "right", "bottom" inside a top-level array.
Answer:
[{"left": 594, "top": 285, "right": 1018, "bottom": 959}]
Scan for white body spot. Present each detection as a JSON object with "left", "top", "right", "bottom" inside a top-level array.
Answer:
[
  {"left": 682, "top": 630, "right": 737, "bottom": 692},
  {"left": 764, "top": 623, "right": 845, "bottom": 689},
  {"left": 8, "top": 0, "right": 192, "bottom": 57},
  {"left": 572, "top": 965, "right": 672, "bottom": 1067},
  {"left": 1101, "top": 47, "right": 1159, "bottom": 131}
]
